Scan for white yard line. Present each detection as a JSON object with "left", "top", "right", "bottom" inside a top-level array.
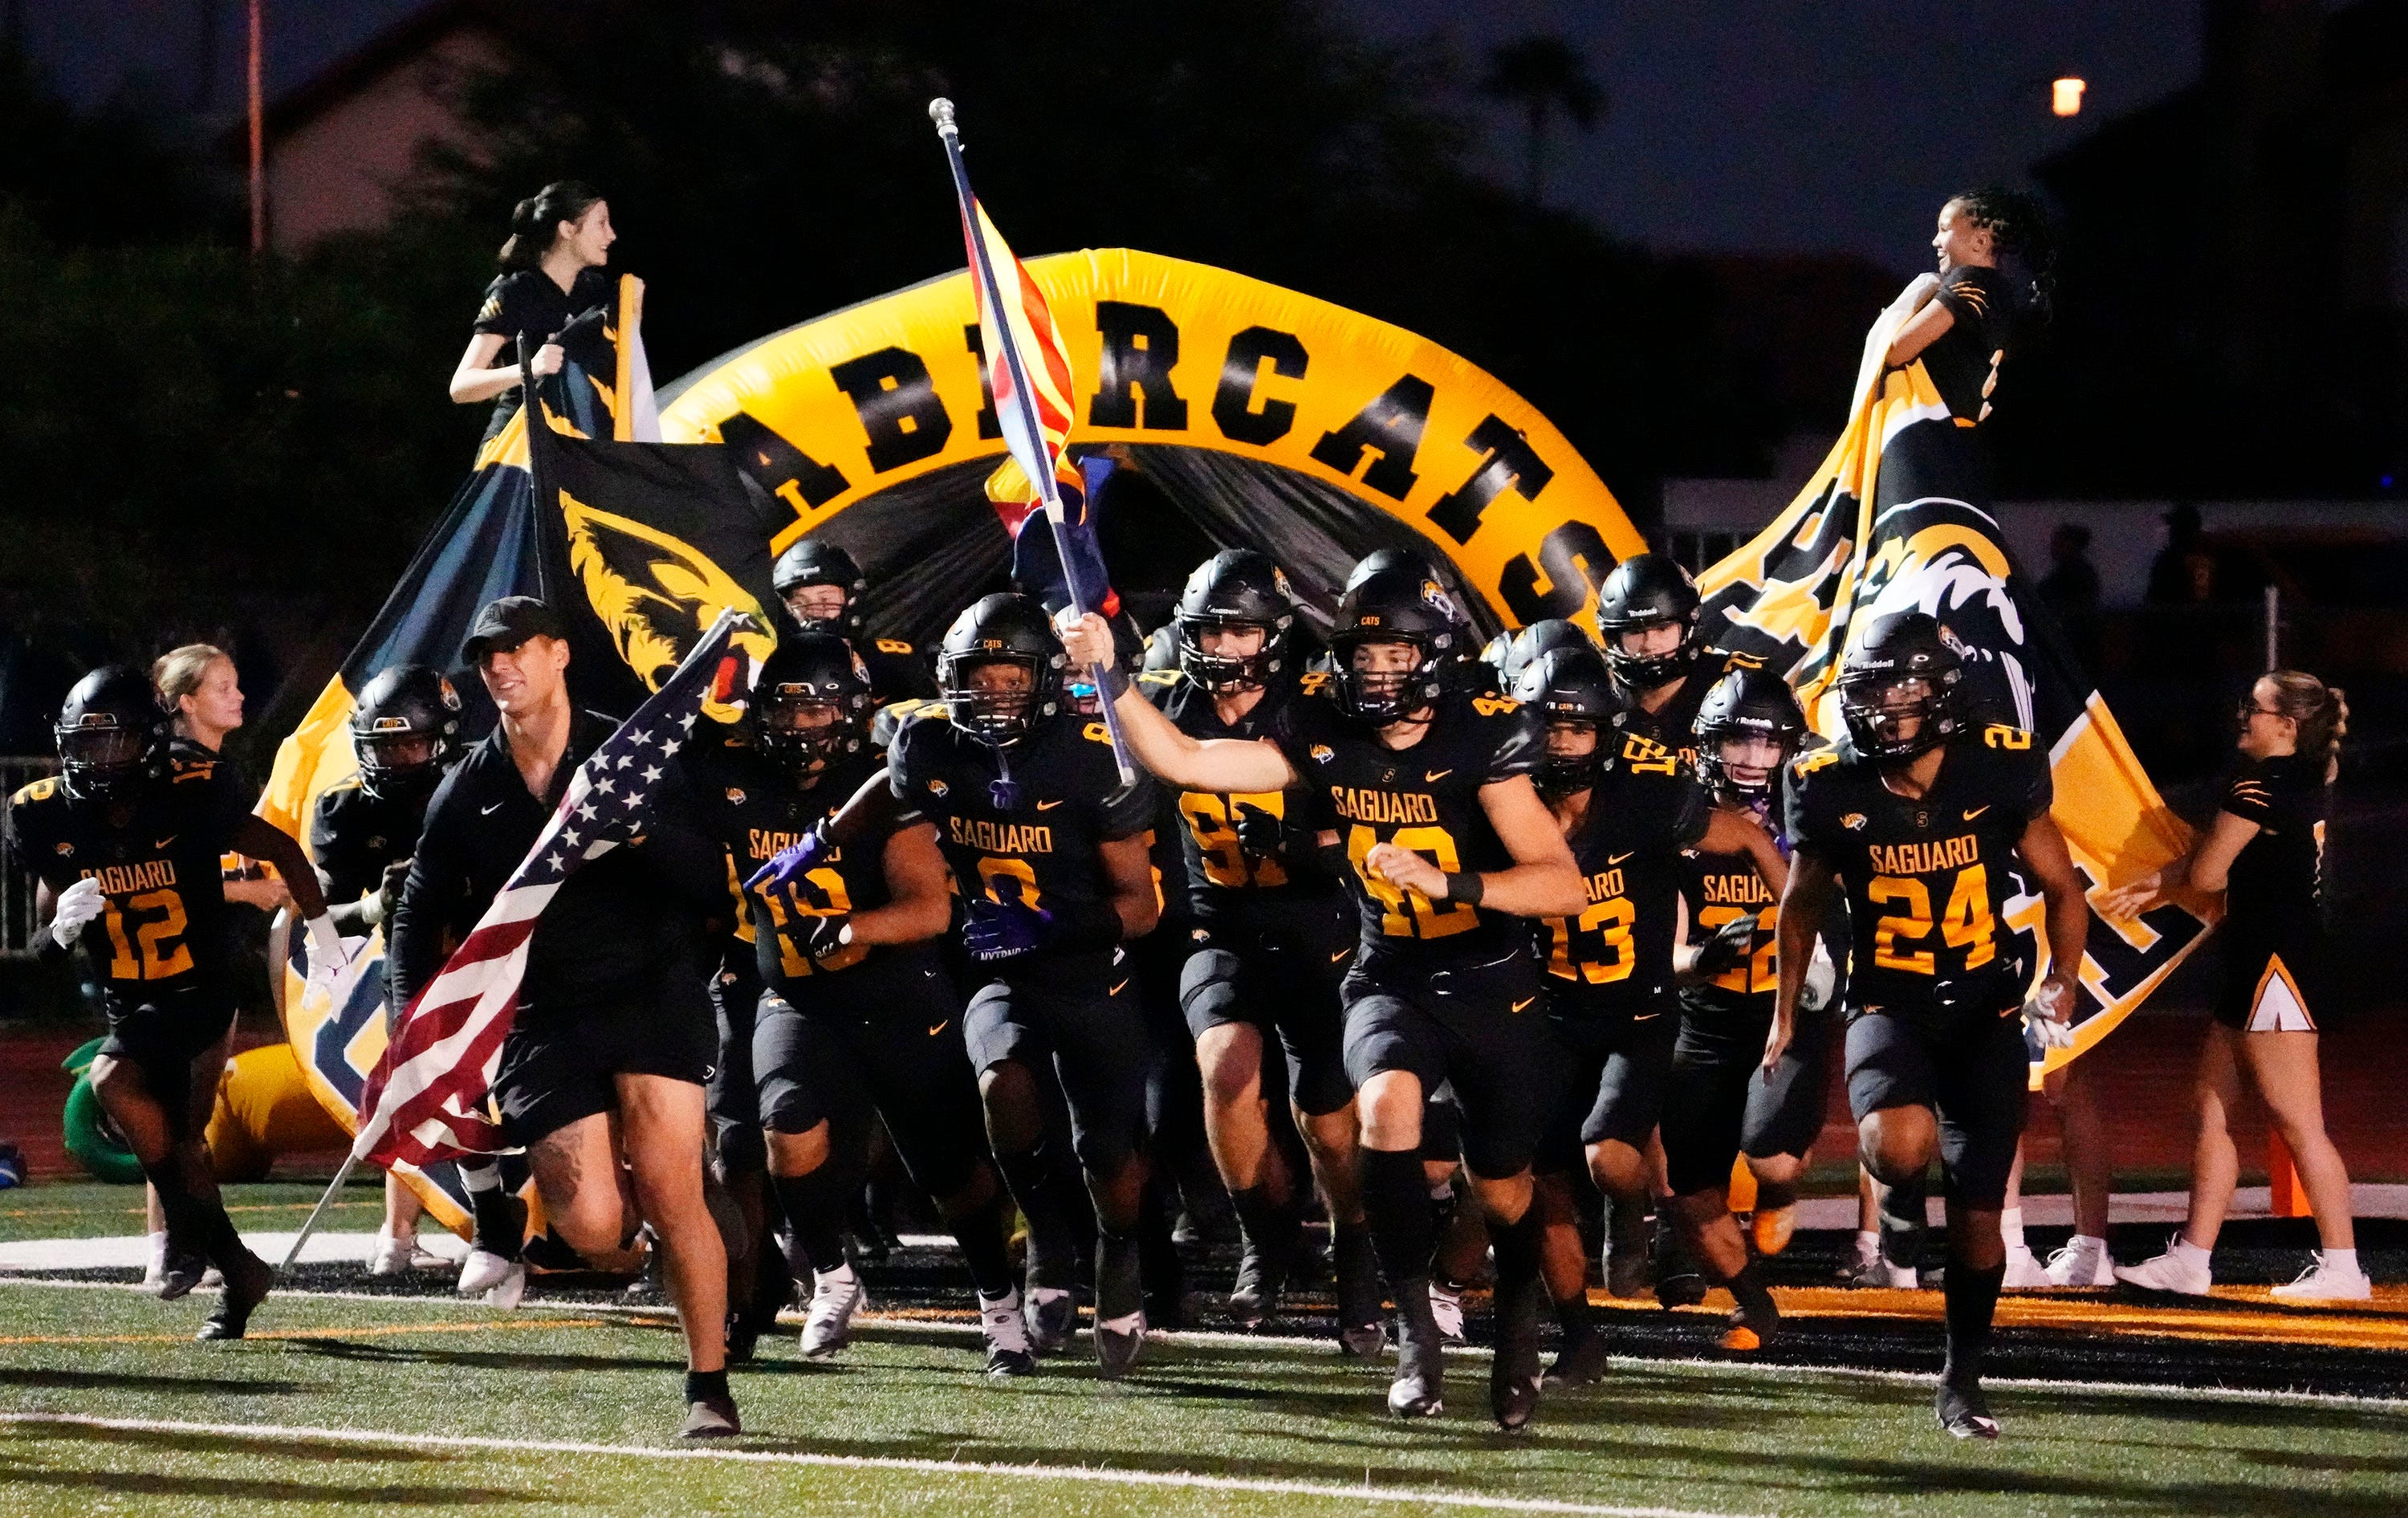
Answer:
[
  {"left": 1, "top": 1272, "right": 2402, "bottom": 1412},
  {"left": 0, "top": 1410, "right": 1762, "bottom": 1518}
]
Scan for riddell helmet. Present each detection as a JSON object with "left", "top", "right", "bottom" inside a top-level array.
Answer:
[
  {"left": 1496, "top": 619, "right": 1594, "bottom": 692},
  {"left": 1344, "top": 547, "right": 1438, "bottom": 594},
  {"left": 1594, "top": 553, "right": 1702, "bottom": 692},
  {"left": 1837, "top": 611, "right": 1965, "bottom": 761},
  {"left": 754, "top": 629, "right": 873, "bottom": 774},
  {"left": 1693, "top": 666, "right": 1807, "bottom": 802},
  {"left": 1175, "top": 549, "right": 1296, "bottom": 695},
  {"left": 55, "top": 666, "right": 162, "bottom": 806},
  {"left": 1327, "top": 568, "right": 1459, "bottom": 723},
  {"left": 771, "top": 539, "right": 868, "bottom": 636},
  {"left": 349, "top": 665, "right": 463, "bottom": 803},
  {"left": 938, "top": 593, "right": 1065, "bottom": 745},
  {"left": 1513, "top": 645, "right": 1617, "bottom": 797}
]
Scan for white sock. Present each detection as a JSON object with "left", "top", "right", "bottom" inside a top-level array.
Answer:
[
  {"left": 817, "top": 1261, "right": 856, "bottom": 1287},
  {"left": 2172, "top": 1236, "right": 2211, "bottom": 1269},
  {"left": 460, "top": 1162, "right": 502, "bottom": 1194},
  {"left": 2072, "top": 1233, "right": 2106, "bottom": 1255},
  {"left": 2321, "top": 1248, "right": 2360, "bottom": 1275},
  {"left": 2000, "top": 1207, "right": 2026, "bottom": 1251},
  {"left": 1854, "top": 1228, "right": 1879, "bottom": 1262}
]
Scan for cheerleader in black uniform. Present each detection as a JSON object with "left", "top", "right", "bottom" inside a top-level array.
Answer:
[
  {"left": 2108, "top": 673, "right": 2367, "bottom": 1302},
  {"left": 447, "top": 181, "right": 616, "bottom": 445}
]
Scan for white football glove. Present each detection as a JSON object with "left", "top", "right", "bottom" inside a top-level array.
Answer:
[
  {"left": 49, "top": 877, "right": 106, "bottom": 948},
  {"left": 303, "top": 913, "right": 347, "bottom": 980},
  {"left": 1800, "top": 940, "right": 1838, "bottom": 1013},
  {"left": 2024, "top": 978, "right": 2076, "bottom": 1051}
]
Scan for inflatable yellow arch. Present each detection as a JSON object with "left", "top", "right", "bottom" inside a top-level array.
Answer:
[{"left": 657, "top": 249, "right": 1645, "bottom": 627}]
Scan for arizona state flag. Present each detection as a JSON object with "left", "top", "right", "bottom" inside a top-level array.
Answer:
[
  {"left": 1696, "top": 281, "right": 2210, "bottom": 1079},
  {"left": 258, "top": 279, "right": 775, "bottom": 1233}
]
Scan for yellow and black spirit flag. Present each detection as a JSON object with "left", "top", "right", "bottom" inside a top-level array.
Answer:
[{"left": 1695, "top": 283, "right": 2208, "bottom": 1078}]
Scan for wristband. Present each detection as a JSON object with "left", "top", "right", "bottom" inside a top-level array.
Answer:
[
  {"left": 1442, "top": 871, "right": 1485, "bottom": 907},
  {"left": 35, "top": 933, "right": 71, "bottom": 967},
  {"left": 1097, "top": 664, "right": 1130, "bottom": 702}
]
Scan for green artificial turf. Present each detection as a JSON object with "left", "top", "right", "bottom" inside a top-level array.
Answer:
[
  {"left": 0, "top": 1180, "right": 376, "bottom": 1243},
  {"left": 0, "top": 1277, "right": 2400, "bottom": 1516}
]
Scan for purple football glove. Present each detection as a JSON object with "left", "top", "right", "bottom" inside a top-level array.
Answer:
[
  {"left": 746, "top": 821, "right": 832, "bottom": 895},
  {"left": 963, "top": 898, "right": 1054, "bottom": 962}
]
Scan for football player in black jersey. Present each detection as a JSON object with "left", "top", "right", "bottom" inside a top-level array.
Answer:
[
  {"left": 694, "top": 632, "right": 1032, "bottom": 1369},
  {"left": 1663, "top": 668, "right": 1838, "bottom": 1333},
  {"left": 1776, "top": 612, "right": 2086, "bottom": 1439},
  {"left": 311, "top": 665, "right": 464, "bottom": 1277},
  {"left": 1593, "top": 554, "right": 1724, "bottom": 766},
  {"left": 10, "top": 666, "right": 340, "bottom": 1339},
  {"left": 1135, "top": 550, "right": 1380, "bottom": 1345},
  {"left": 1062, "top": 565, "right": 1585, "bottom": 1431},
  {"left": 2107, "top": 671, "right": 2368, "bottom": 1303},
  {"left": 876, "top": 594, "right": 1160, "bottom": 1377},
  {"left": 1513, "top": 647, "right": 1788, "bottom": 1374},
  {"left": 771, "top": 539, "right": 937, "bottom": 704}
]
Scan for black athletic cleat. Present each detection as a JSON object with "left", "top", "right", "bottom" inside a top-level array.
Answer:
[
  {"left": 1332, "top": 1227, "right": 1386, "bottom": 1358},
  {"left": 1722, "top": 1290, "right": 1780, "bottom": 1353},
  {"left": 1877, "top": 1183, "right": 1928, "bottom": 1274},
  {"left": 1651, "top": 1215, "right": 1708, "bottom": 1309},
  {"left": 1604, "top": 1196, "right": 1651, "bottom": 1299},
  {"left": 1024, "top": 1285, "right": 1076, "bottom": 1355},
  {"left": 1935, "top": 1380, "right": 1999, "bottom": 1440},
  {"left": 1227, "top": 1244, "right": 1280, "bottom": 1330},
  {"left": 196, "top": 1251, "right": 272, "bottom": 1341},
  {"left": 1095, "top": 1232, "right": 1147, "bottom": 1379},
  {"left": 1488, "top": 1268, "right": 1545, "bottom": 1431},
  {"left": 1386, "top": 1279, "right": 1446, "bottom": 1418},
  {"left": 680, "top": 1395, "right": 742, "bottom": 1439},
  {"left": 724, "top": 1309, "right": 760, "bottom": 1365},
  {"left": 156, "top": 1245, "right": 209, "bottom": 1304},
  {"left": 1544, "top": 1322, "right": 1612, "bottom": 1388}
]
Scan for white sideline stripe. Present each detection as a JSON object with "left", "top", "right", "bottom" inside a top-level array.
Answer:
[
  {"left": 0, "top": 1412, "right": 1759, "bottom": 1518},
  {"left": 2, "top": 1273, "right": 2403, "bottom": 1413}
]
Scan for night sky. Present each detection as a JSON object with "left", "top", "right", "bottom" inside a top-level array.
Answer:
[{"left": 37, "top": 0, "right": 2201, "bottom": 275}]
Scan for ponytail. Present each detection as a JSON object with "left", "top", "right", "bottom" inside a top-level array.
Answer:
[
  {"left": 498, "top": 180, "right": 604, "bottom": 270},
  {"left": 2265, "top": 669, "right": 2345, "bottom": 784},
  {"left": 1948, "top": 185, "right": 2058, "bottom": 319}
]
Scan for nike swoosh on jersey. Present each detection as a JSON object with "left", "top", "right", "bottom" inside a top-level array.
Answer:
[
  {"left": 1036, "top": 799, "right": 1065, "bottom": 811},
  {"left": 481, "top": 801, "right": 506, "bottom": 816},
  {"left": 1511, "top": 995, "right": 1537, "bottom": 1012},
  {"left": 1329, "top": 949, "right": 1350, "bottom": 963},
  {"left": 926, "top": 1019, "right": 951, "bottom": 1037},
  {"left": 1425, "top": 769, "right": 1453, "bottom": 782},
  {"left": 153, "top": 837, "right": 177, "bottom": 850},
  {"left": 1634, "top": 1011, "right": 1662, "bottom": 1021},
  {"left": 1963, "top": 805, "right": 1989, "bottom": 820},
  {"left": 1109, "top": 979, "right": 1129, "bottom": 995},
  {"left": 1609, "top": 851, "right": 1634, "bottom": 865}
]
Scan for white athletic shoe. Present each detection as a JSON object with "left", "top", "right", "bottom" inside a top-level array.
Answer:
[
  {"left": 458, "top": 1247, "right": 520, "bottom": 1300},
  {"left": 2268, "top": 1255, "right": 2373, "bottom": 1304},
  {"left": 142, "top": 1231, "right": 167, "bottom": 1287},
  {"left": 978, "top": 1288, "right": 1036, "bottom": 1377},
  {"left": 2002, "top": 1243, "right": 2052, "bottom": 1289},
  {"left": 1841, "top": 1238, "right": 1918, "bottom": 1289},
  {"left": 364, "top": 1228, "right": 445, "bottom": 1277},
  {"left": 1426, "top": 1279, "right": 1467, "bottom": 1347},
  {"left": 2113, "top": 1240, "right": 2212, "bottom": 1296},
  {"left": 800, "top": 1265, "right": 868, "bottom": 1360},
  {"left": 2044, "top": 1237, "right": 2114, "bottom": 1288}
]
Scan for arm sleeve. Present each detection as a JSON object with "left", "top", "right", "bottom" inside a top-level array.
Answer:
[
  {"left": 311, "top": 797, "right": 372, "bottom": 905},
  {"left": 471, "top": 275, "right": 517, "bottom": 338},
  {"left": 387, "top": 785, "right": 462, "bottom": 1011},
  {"left": 2012, "top": 744, "right": 2053, "bottom": 823},
  {"left": 2219, "top": 762, "right": 2276, "bottom": 826},
  {"left": 1483, "top": 705, "right": 1546, "bottom": 783},
  {"left": 1666, "top": 775, "right": 1711, "bottom": 850}
]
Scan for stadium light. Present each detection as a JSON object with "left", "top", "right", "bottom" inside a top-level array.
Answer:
[{"left": 2052, "top": 77, "right": 2086, "bottom": 117}]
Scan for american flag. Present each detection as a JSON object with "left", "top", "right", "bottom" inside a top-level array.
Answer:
[{"left": 352, "top": 612, "right": 750, "bottom": 1170}]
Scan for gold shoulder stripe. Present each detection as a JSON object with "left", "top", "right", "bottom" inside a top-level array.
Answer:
[{"left": 1793, "top": 750, "right": 1841, "bottom": 776}]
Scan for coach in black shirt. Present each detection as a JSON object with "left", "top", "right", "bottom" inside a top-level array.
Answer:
[{"left": 389, "top": 595, "right": 742, "bottom": 1439}]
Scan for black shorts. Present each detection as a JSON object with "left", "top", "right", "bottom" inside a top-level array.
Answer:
[
  {"left": 99, "top": 990, "right": 237, "bottom": 1141},
  {"left": 1660, "top": 1001, "right": 1834, "bottom": 1198},
  {"left": 963, "top": 947, "right": 1147, "bottom": 1174},
  {"left": 707, "top": 951, "right": 766, "bottom": 1174},
  {"left": 1843, "top": 1003, "right": 2028, "bottom": 1209},
  {"left": 1538, "top": 997, "right": 1677, "bottom": 1170},
  {"left": 1181, "top": 901, "right": 1357, "bottom": 1117},
  {"left": 495, "top": 963, "right": 718, "bottom": 1147},
  {"left": 755, "top": 950, "right": 986, "bottom": 1200},
  {"left": 2214, "top": 935, "right": 2326, "bottom": 1032},
  {"left": 1341, "top": 945, "right": 1548, "bottom": 1180}
]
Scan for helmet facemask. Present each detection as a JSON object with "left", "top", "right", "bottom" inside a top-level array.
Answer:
[
  {"left": 1536, "top": 714, "right": 1603, "bottom": 799},
  {"left": 1332, "top": 634, "right": 1438, "bottom": 725},
  {"left": 56, "top": 722, "right": 152, "bottom": 805},
  {"left": 1601, "top": 613, "right": 1694, "bottom": 692},
  {"left": 1177, "top": 617, "right": 1279, "bottom": 695},
  {"left": 1697, "top": 722, "right": 1792, "bottom": 803},
  {"left": 1840, "top": 671, "right": 1956, "bottom": 761},
  {"left": 356, "top": 726, "right": 448, "bottom": 803},
  {"left": 945, "top": 654, "right": 1049, "bottom": 745}
]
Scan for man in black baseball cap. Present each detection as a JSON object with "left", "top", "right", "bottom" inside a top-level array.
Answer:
[{"left": 461, "top": 595, "right": 571, "bottom": 663}]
